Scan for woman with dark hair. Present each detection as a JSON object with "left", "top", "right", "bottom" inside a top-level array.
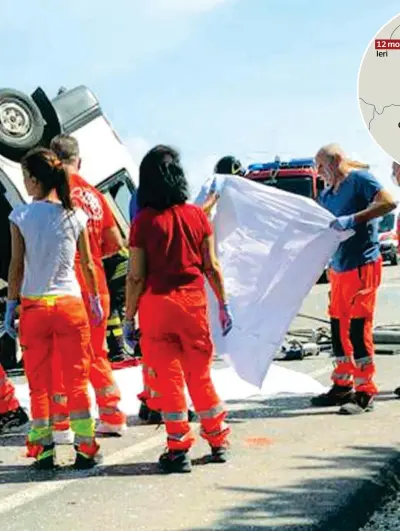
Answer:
[
  {"left": 5, "top": 147, "right": 102, "bottom": 469},
  {"left": 125, "top": 145, "right": 233, "bottom": 474}
]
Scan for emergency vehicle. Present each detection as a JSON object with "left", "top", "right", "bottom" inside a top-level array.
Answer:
[
  {"left": 245, "top": 157, "right": 328, "bottom": 282},
  {"left": 245, "top": 156, "right": 324, "bottom": 200},
  {"left": 0, "top": 85, "right": 138, "bottom": 370}
]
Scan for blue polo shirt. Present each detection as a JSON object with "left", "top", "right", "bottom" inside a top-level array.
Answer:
[{"left": 319, "top": 170, "right": 383, "bottom": 272}]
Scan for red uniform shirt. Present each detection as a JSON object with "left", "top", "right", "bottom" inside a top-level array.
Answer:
[
  {"left": 69, "top": 173, "right": 116, "bottom": 295},
  {"left": 129, "top": 203, "right": 212, "bottom": 293}
]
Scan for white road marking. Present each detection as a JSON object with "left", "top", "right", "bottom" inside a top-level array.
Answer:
[
  {"left": 0, "top": 363, "right": 339, "bottom": 516},
  {"left": 0, "top": 431, "right": 166, "bottom": 516}
]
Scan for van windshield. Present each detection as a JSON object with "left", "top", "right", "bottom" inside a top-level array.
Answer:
[{"left": 378, "top": 213, "right": 395, "bottom": 233}]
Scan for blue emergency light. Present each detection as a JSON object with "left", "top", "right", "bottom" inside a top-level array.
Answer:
[{"left": 247, "top": 157, "right": 315, "bottom": 172}]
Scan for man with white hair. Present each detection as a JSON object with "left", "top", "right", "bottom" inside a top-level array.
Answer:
[{"left": 311, "top": 144, "right": 397, "bottom": 414}]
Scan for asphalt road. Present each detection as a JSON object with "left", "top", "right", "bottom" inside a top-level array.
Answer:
[{"left": 0, "top": 264, "right": 399, "bottom": 531}]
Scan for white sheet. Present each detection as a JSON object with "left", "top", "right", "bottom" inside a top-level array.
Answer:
[
  {"left": 197, "top": 175, "right": 349, "bottom": 389},
  {"left": 14, "top": 364, "right": 326, "bottom": 418}
]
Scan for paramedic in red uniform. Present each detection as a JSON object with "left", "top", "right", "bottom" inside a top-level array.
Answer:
[
  {"left": 6, "top": 148, "right": 101, "bottom": 468},
  {"left": 125, "top": 145, "right": 233, "bottom": 473},
  {"left": 50, "top": 134, "right": 126, "bottom": 438},
  {"left": 311, "top": 144, "right": 397, "bottom": 414}
]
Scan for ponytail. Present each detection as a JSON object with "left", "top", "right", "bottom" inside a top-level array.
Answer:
[
  {"left": 345, "top": 159, "right": 370, "bottom": 170},
  {"left": 53, "top": 166, "right": 73, "bottom": 210},
  {"left": 317, "top": 144, "right": 370, "bottom": 173},
  {"left": 21, "top": 147, "right": 73, "bottom": 210}
]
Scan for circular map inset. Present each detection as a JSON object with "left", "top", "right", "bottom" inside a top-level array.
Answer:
[{"left": 358, "top": 13, "right": 400, "bottom": 164}]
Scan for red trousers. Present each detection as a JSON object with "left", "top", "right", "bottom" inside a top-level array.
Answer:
[
  {"left": 51, "top": 293, "right": 126, "bottom": 430},
  {"left": 0, "top": 363, "right": 19, "bottom": 414},
  {"left": 328, "top": 258, "right": 382, "bottom": 395},
  {"left": 139, "top": 287, "right": 230, "bottom": 451},
  {"left": 19, "top": 296, "right": 97, "bottom": 456}
]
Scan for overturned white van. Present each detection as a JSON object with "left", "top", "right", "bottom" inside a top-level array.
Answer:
[
  {"left": 0, "top": 85, "right": 139, "bottom": 371},
  {"left": 0, "top": 84, "right": 138, "bottom": 282}
]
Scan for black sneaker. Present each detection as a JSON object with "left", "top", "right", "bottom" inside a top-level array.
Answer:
[
  {"left": 158, "top": 450, "right": 192, "bottom": 474},
  {"left": 207, "top": 446, "right": 229, "bottom": 463},
  {"left": 138, "top": 402, "right": 150, "bottom": 422},
  {"left": 394, "top": 387, "right": 400, "bottom": 398},
  {"left": 73, "top": 449, "right": 103, "bottom": 470},
  {"left": 138, "top": 403, "right": 163, "bottom": 424},
  {"left": 33, "top": 444, "right": 57, "bottom": 470},
  {"left": 310, "top": 385, "right": 354, "bottom": 407},
  {"left": 339, "top": 392, "right": 374, "bottom": 415},
  {"left": 148, "top": 410, "right": 163, "bottom": 425},
  {"left": 0, "top": 407, "right": 29, "bottom": 435}
]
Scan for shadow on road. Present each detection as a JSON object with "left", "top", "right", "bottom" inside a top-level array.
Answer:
[
  {"left": 1, "top": 393, "right": 399, "bottom": 531},
  {"left": 225, "top": 390, "right": 399, "bottom": 421},
  {"left": 184, "top": 444, "right": 400, "bottom": 531}
]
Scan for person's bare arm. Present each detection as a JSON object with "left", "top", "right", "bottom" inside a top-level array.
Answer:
[
  {"left": 77, "top": 228, "right": 99, "bottom": 295},
  {"left": 7, "top": 223, "right": 25, "bottom": 300},
  {"left": 201, "top": 234, "right": 228, "bottom": 306},
  {"left": 202, "top": 192, "right": 219, "bottom": 217},
  {"left": 125, "top": 247, "right": 146, "bottom": 321},
  {"left": 355, "top": 189, "right": 397, "bottom": 224}
]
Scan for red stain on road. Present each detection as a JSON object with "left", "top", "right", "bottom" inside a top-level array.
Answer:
[{"left": 244, "top": 437, "right": 274, "bottom": 447}]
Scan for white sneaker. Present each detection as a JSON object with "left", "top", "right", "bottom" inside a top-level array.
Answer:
[
  {"left": 96, "top": 421, "right": 127, "bottom": 437},
  {"left": 53, "top": 429, "right": 74, "bottom": 445}
]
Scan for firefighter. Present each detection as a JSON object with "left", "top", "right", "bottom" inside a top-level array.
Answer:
[
  {"left": 50, "top": 134, "right": 127, "bottom": 440},
  {"left": 6, "top": 148, "right": 101, "bottom": 468},
  {"left": 125, "top": 145, "right": 233, "bottom": 474},
  {"left": 201, "top": 155, "right": 246, "bottom": 216},
  {"left": 103, "top": 247, "right": 131, "bottom": 365},
  {"left": 311, "top": 143, "right": 397, "bottom": 414}
]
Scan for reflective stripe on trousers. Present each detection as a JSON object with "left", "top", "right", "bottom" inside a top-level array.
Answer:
[
  {"left": 51, "top": 292, "right": 126, "bottom": 430},
  {"left": 19, "top": 295, "right": 97, "bottom": 456},
  {"left": 328, "top": 259, "right": 382, "bottom": 395},
  {"left": 139, "top": 287, "right": 231, "bottom": 451}
]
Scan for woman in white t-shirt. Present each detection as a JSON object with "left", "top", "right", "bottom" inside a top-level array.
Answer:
[{"left": 5, "top": 147, "right": 103, "bottom": 470}]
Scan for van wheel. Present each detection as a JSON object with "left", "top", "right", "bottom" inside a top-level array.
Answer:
[{"left": 0, "top": 89, "right": 44, "bottom": 162}]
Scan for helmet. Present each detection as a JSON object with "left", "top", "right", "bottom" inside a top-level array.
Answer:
[{"left": 214, "top": 155, "right": 245, "bottom": 176}]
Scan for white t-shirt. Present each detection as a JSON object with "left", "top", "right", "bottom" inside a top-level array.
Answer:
[{"left": 9, "top": 201, "right": 88, "bottom": 297}]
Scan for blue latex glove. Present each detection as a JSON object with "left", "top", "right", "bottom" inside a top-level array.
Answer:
[
  {"left": 330, "top": 214, "right": 356, "bottom": 231},
  {"left": 219, "top": 303, "right": 233, "bottom": 337},
  {"left": 123, "top": 320, "right": 137, "bottom": 350},
  {"left": 4, "top": 300, "right": 18, "bottom": 340},
  {"left": 88, "top": 294, "right": 104, "bottom": 326}
]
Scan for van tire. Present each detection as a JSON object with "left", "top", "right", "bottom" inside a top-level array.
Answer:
[{"left": 0, "top": 89, "right": 44, "bottom": 162}]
